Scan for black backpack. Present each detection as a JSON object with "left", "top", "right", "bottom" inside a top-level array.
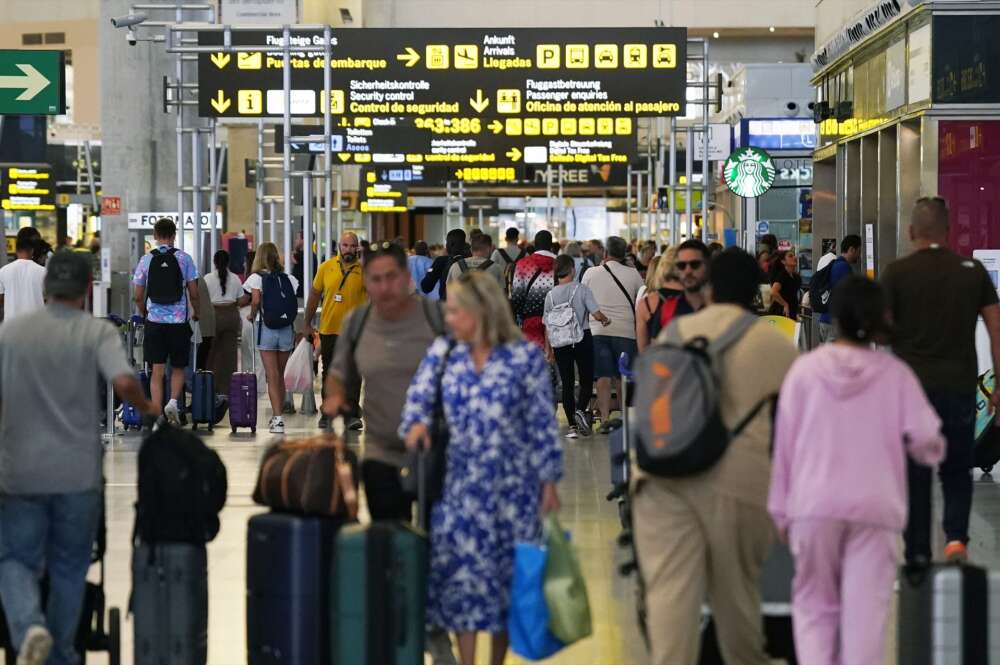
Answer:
[
  {"left": 146, "top": 248, "right": 185, "bottom": 305},
  {"left": 260, "top": 271, "right": 298, "bottom": 329},
  {"left": 808, "top": 257, "right": 845, "bottom": 315},
  {"left": 134, "top": 424, "right": 228, "bottom": 545}
]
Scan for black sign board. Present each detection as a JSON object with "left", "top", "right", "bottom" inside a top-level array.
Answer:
[
  {"left": 198, "top": 27, "right": 687, "bottom": 119},
  {"left": 933, "top": 15, "right": 1000, "bottom": 104},
  {"left": 359, "top": 168, "right": 408, "bottom": 213},
  {"left": 274, "top": 117, "right": 635, "bottom": 166},
  {"left": 0, "top": 163, "right": 54, "bottom": 212}
]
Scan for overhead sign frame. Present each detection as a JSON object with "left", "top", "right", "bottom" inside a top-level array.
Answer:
[{"left": 197, "top": 27, "right": 687, "bottom": 119}]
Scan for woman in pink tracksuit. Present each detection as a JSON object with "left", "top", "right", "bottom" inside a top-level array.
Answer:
[{"left": 768, "top": 276, "right": 945, "bottom": 665}]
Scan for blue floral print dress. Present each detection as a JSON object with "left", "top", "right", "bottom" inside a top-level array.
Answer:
[{"left": 398, "top": 337, "right": 562, "bottom": 633}]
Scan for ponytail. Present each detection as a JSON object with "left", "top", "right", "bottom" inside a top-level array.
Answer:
[{"left": 213, "top": 250, "right": 230, "bottom": 296}]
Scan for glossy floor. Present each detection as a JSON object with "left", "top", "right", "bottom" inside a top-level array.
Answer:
[{"left": 27, "top": 401, "right": 1000, "bottom": 665}]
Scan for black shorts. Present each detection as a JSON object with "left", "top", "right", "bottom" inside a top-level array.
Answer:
[{"left": 144, "top": 321, "right": 193, "bottom": 368}]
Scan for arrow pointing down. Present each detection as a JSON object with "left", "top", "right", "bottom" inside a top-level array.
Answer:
[
  {"left": 210, "top": 53, "right": 231, "bottom": 69},
  {"left": 469, "top": 89, "right": 489, "bottom": 113},
  {"left": 505, "top": 147, "right": 522, "bottom": 162},
  {"left": 210, "top": 90, "right": 231, "bottom": 113},
  {"left": 0, "top": 64, "right": 50, "bottom": 101}
]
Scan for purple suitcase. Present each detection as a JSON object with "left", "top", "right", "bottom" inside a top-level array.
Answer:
[{"left": 229, "top": 371, "right": 257, "bottom": 433}]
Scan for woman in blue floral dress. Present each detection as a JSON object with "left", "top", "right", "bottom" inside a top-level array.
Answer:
[{"left": 400, "top": 270, "right": 563, "bottom": 665}]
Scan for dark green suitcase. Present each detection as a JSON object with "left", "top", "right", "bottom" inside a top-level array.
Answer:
[{"left": 332, "top": 522, "right": 427, "bottom": 665}]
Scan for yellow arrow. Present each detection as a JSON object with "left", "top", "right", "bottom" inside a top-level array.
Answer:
[
  {"left": 210, "top": 90, "right": 231, "bottom": 114},
  {"left": 505, "top": 147, "right": 522, "bottom": 162},
  {"left": 469, "top": 89, "right": 489, "bottom": 114},
  {"left": 396, "top": 47, "right": 420, "bottom": 68},
  {"left": 210, "top": 53, "right": 230, "bottom": 69},
  {"left": 338, "top": 153, "right": 352, "bottom": 162},
  {"left": 488, "top": 120, "right": 503, "bottom": 134},
  {"left": 454, "top": 170, "right": 464, "bottom": 180}
]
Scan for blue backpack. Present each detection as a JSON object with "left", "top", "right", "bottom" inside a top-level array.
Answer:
[{"left": 259, "top": 271, "right": 298, "bottom": 329}]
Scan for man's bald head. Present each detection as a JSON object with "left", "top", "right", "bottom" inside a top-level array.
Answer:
[
  {"left": 910, "top": 197, "right": 950, "bottom": 243},
  {"left": 339, "top": 232, "right": 361, "bottom": 263}
]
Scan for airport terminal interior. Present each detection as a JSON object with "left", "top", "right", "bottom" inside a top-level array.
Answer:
[{"left": 3, "top": 0, "right": 1000, "bottom": 664}]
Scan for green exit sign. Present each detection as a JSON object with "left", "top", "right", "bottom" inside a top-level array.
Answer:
[{"left": 0, "top": 50, "right": 65, "bottom": 115}]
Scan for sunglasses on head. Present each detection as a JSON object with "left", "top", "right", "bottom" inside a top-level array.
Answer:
[{"left": 676, "top": 260, "right": 704, "bottom": 271}]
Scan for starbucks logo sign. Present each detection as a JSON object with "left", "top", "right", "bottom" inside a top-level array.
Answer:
[{"left": 723, "top": 147, "right": 776, "bottom": 198}]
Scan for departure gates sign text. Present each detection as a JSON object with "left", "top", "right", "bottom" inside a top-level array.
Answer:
[{"left": 197, "top": 27, "right": 687, "bottom": 118}]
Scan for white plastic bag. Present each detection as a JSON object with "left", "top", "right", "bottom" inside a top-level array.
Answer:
[{"left": 284, "top": 338, "right": 314, "bottom": 393}]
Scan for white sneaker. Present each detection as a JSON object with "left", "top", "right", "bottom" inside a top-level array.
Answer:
[
  {"left": 565, "top": 426, "right": 579, "bottom": 440},
  {"left": 269, "top": 416, "right": 285, "bottom": 434},
  {"left": 163, "top": 399, "right": 180, "bottom": 426},
  {"left": 17, "top": 625, "right": 52, "bottom": 665}
]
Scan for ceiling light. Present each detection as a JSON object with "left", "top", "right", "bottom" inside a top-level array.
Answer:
[
  {"left": 769, "top": 26, "right": 776, "bottom": 33},
  {"left": 712, "top": 31, "right": 720, "bottom": 39}
]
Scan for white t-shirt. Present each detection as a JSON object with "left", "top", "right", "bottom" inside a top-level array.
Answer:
[
  {"left": 581, "top": 261, "right": 644, "bottom": 339},
  {"left": 243, "top": 271, "right": 300, "bottom": 296},
  {"left": 0, "top": 259, "right": 46, "bottom": 321},
  {"left": 204, "top": 270, "right": 245, "bottom": 305}
]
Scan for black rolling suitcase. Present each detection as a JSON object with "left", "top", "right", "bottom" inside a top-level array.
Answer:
[
  {"left": 246, "top": 513, "right": 338, "bottom": 665},
  {"left": 132, "top": 544, "right": 208, "bottom": 665},
  {"left": 897, "top": 562, "right": 1000, "bottom": 664},
  {"left": 189, "top": 341, "right": 216, "bottom": 431}
]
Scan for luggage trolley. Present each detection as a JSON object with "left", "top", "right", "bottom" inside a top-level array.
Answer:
[{"left": 0, "top": 485, "right": 122, "bottom": 665}]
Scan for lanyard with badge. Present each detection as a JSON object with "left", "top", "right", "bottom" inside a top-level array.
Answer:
[{"left": 334, "top": 263, "right": 357, "bottom": 303}]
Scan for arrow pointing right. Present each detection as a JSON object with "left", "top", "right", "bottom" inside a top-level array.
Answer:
[
  {"left": 396, "top": 47, "right": 421, "bottom": 68},
  {"left": 488, "top": 120, "right": 503, "bottom": 134},
  {"left": 0, "top": 64, "right": 50, "bottom": 101},
  {"left": 505, "top": 147, "right": 522, "bottom": 162},
  {"left": 210, "top": 90, "right": 231, "bottom": 113}
]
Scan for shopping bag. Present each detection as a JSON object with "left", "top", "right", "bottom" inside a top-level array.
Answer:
[
  {"left": 283, "top": 338, "right": 314, "bottom": 393},
  {"left": 509, "top": 542, "right": 565, "bottom": 661},
  {"left": 544, "top": 515, "right": 593, "bottom": 644}
]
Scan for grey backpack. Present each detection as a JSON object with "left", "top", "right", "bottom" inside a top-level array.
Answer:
[{"left": 633, "top": 312, "right": 773, "bottom": 477}]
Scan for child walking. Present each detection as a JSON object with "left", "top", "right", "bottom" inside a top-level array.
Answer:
[{"left": 768, "top": 276, "right": 945, "bottom": 665}]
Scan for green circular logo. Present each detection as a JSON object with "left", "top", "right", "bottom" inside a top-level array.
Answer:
[{"left": 723, "top": 147, "right": 776, "bottom": 198}]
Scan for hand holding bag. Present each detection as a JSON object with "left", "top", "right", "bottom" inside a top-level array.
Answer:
[
  {"left": 283, "top": 337, "right": 315, "bottom": 393},
  {"left": 508, "top": 542, "right": 565, "bottom": 661},
  {"left": 543, "top": 514, "right": 593, "bottom": 645},
  {"left": 252, "top": 432, "right": 359, "bottom": 521}
]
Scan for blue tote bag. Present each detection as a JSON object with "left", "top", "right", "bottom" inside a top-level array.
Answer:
[{"left": 508, "top": 542, "right": 565, "bottom": 660}]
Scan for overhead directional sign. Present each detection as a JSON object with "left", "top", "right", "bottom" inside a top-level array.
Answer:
[
  {"left": 197, "top": 27, "right": 687, "bottom": 118},
  {"left": 0, "top": 51, "right": 65, "bottom": 115},
  {"left": 359, "top": 169, "right": 408, "bottom": 213},
  {"left": 0, "top": 164, "right": 55, "bottom": 211},
  {"left": 274, "top": 116, "right": 635, "bottom": 165}
]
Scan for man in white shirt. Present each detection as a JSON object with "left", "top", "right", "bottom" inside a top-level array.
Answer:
[
  {"left": 0, "top": 228, "right": 46, "bottom": 322},
  {"left": 582, "top": 235, "right": 645, "bottom": 433}
]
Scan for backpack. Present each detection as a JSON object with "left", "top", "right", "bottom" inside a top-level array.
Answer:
[
  {"left": 544, "top": 285, "right": 584, "bottom": 349},
  {"left": 134, "top": 423, "right": 228, "bottom": 545},
  {"left": 645, "top": 289, "right": 684, "bottom": 342},
  {"left": 458, "top": 258, "right": 495, "bottom": 273},
  {"left": 633, "top": 312, "right": 774, "bottom": 477},
  {"left": 259, "top": 271, "right": 298, "bottom": 329},
  {"left": 498, "top": 248, "right": 525, "bottom": 295},
  {"left": 146, "top": 248, "right": 185, "bottom": 305},
  {"left": 808, "top": 256, "right": 845, "bottom": 315}
]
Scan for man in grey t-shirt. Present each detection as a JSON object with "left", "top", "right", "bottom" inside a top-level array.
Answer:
[{"left": 0, "top": 252, "right": 156, "bottom": 665}]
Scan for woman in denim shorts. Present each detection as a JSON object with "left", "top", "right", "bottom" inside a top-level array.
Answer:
[{"left": 242, "top": 242, "right": 299, "bottom": 433}]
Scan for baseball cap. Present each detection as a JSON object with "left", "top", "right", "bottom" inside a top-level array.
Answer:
[{"left": 45, "top": 251, "right": 92, "bottom": 299}]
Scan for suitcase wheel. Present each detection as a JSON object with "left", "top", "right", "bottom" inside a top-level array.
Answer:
[
  {"left": 251, "top": 427, "right": 256, "bottom": 434},
  {"left": 231, "top": 425, "right": 237, "bottom": 434},
  {"left": 983, "top": 465, "right": 994, "bottom": 474}
]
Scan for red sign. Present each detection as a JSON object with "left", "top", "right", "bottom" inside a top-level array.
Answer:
[{"left": 100, "top": 196, "right": 121, "bottom": 216}]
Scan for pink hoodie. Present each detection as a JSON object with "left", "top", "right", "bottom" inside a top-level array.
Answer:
[{"left": 768, "top": 344, "right": 945, "bottom": 533}]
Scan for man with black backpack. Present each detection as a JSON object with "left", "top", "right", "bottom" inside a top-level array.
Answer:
[
  {"left": 133, "top": 217, "right": 202, "bottom": 425},
  {"left": 630, "top": 249, "right": 797, "bottom": 665},
  {"left": 492, "top": 227, "right": 523, "bottom": 293},
  {"left": 811, "top": 234, "right": 860, "bottom": 343},
  {"left": 447, "top": 232, "right": 505, "bottom": 290},
  {"left": 0, "top": 251, "right": 158, "bottom": 665}
]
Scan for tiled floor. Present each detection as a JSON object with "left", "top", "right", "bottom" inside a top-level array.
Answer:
[{"left": 29, "top": 398, "right": 1000, "bottom": 665}]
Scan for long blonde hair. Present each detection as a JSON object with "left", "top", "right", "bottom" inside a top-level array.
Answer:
[
  {"left": 450, "top": 271, "right": 522, "bottom": 348},
  {"left": 252, "top": 242, "right": 283, "bottom": 274},
  {"left": 651, "top": 247, "right": 678, "bottom": 289},
  {"left": 644, "top": 255, "right": 661, "bottom": 292}
]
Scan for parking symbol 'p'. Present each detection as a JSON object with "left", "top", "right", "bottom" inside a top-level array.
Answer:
[{"left": 537, "top": 45, "right": 560, "bottom": 69}]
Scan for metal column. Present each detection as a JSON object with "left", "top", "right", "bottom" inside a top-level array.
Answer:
[
  {"left": 669, "top": 117, "right": 678, "bottom": 243},
  {"left": 322, "top": 25, "right": 332, "bottom": 265},
  {"left": 281, "top": 24, "right": 293, "bottom": 270},
  {"left": 701, "top": 39, "right": 711, "bottom": 243},
  {"left": 256, "top": 120, "right": 265, "bottom": 244},
  {"left": 192, "top": 131, "right": 202, "bottom": 271},
  {"left": 175, "top": 2, "right": 186, "bottom": 251},
  {"left": 685, "top": 126, "right": 694, "bottom": 240},
  {"left": 303, "top": 173, "right": 313, "bottom": 302},
  {"left": 626, "top": 166, "right": 633, "bottom": 241}
]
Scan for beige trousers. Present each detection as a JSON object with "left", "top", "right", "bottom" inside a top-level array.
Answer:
[{"left": 632, "top": 475, "right": 774, "bottom": 665}]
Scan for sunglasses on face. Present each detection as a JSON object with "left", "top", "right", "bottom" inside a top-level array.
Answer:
[{"left": 676, "top": 260, "right": 704, "bottom": 271}]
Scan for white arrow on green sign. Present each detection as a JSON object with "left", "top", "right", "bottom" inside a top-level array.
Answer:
[{"left": 0, "top": 50, "right": 65, "bottom": 115}]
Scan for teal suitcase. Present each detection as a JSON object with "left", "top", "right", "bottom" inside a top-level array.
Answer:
[{"left": 332, "top": 522, "right": 427, "bottom": 665}]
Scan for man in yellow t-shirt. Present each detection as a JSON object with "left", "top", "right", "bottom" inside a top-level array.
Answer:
[{"left": 304, "top": 232, "right": 367, "bottom": 427}]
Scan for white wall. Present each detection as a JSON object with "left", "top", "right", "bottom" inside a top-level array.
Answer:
[
  {"left": 815, "top": 0, "right": 881, "bottom": 48},
  {"left": 364, "top": 0, "right": 814, "bottom": 29}
]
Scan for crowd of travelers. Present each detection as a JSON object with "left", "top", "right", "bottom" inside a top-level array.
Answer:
[{"left": 0, "top": 194, "right": 993, "bottom": 665}]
